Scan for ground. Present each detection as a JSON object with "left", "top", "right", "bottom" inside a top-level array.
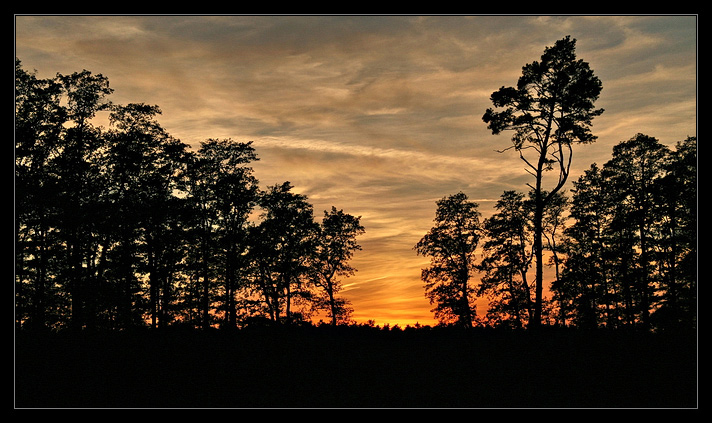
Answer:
[{"left": 15, "top": 325, "right": 697, "bottom": 408}]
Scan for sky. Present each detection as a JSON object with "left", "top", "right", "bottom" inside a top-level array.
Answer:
[{"left": 14, "top": 15, "right": 697, "bottom": 327}]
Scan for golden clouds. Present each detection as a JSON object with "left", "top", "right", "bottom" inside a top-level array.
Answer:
[{"left": 15, "top": 15, "right": 697, "bottom": 326}]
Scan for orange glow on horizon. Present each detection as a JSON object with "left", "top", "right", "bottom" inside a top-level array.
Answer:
[{"left": 15, "top": 15, "right": 696, "bottom": 331}]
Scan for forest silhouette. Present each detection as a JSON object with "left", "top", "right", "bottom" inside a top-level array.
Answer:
[{"left": 15, "top": 35, "right": 697, "bottom": 408}]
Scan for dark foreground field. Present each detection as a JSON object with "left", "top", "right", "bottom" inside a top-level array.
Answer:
[{"left": 15, "top": 326, "right": 697, "bottom": 408}]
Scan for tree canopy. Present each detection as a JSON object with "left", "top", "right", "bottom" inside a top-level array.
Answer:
[
  {"left": 415, "top": 192, "right": 482, "bottom": 328},
  {"left": 16, "top": 42, "right": 695, "bottom": 334},
  {"left": 15, "top": 59, "right": 364, "bottom": 331},
  {"left": 482, "top": 35, "right": 604, "bottom": 327}
]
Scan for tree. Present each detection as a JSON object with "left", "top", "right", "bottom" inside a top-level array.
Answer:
[
  {"left": 184, "top": 139, "right": 259, "bottom": 330},
  {"left": 653, "top": 136, "right": 697, "bottom": 330},
  {"left": 554, "top": 164, "right": 615, "bottom": 328},
  {"left": 248, "top": 182, "right": 319, "bottom": 325},
  {"left": 52, "top": 69, "right": 114, "bottom": 331},
  {"left": 202, "top": 139, "right": 260, "bottom": 329},
  {"left": 103, "top": 103, "right": 191, "bottom": 329},
  {"left": 603, "top": 134, "right": 671, "bottom": 329},
  {"left": 415, "top": 192, "right": 482, "bottom": 328},
  {"left": 554, "top": 135, "right": 696, "bottom": 330},
  {"left": 311, "top": 207, "right": 365, "bottom": 325},
  {"left": 482, "top": 36, "right": 603, "bottom": 327},
  {"left": 478, "top": 191, "right": 534, "bottom": 328},
  {"left": 15, "top": 59, "right": 67, "bottom": 330}
]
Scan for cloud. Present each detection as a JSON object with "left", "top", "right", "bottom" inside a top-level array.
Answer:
[{"left": 15, "top": 15, "right": 697, "bottom": 326}]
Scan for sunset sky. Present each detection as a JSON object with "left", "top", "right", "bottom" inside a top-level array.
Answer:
[{"left": 14, "top": 15, "right": 697, "bottom": 327}]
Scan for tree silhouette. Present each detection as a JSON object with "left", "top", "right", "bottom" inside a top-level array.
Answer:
[
  {"left": 415, "top": 192, "right": 482, "bottom": 328},
  {"left": 183, "top": 139, "right": 259, "bottom": 329},
  {"left": 103, "top": 103, "right": 191, "bottom": 328},
  {"left": 482, "top": 36, "right": 604, "bottom": 328},
  {"left": 310, "top": 207, "right": 365, "bottom": 325},
  {"left": 16, "top": 59, "right": 66, "bottom": 330},
  {"left": 16, "top": 57, "right": 366, "bottom": 330},
  {"left": 14, "top": 55, "right": 697, "bottom": 409},
  {"left": 52, "top": 69, "right": 113, "bottom": 331},
  {"left": 554, "top": 134, "right": 697, "bottom": 329},
  {"left": 478, "top": 190, "right": 533, "bottom": 328},
  {"left": 248, "top": 182, "right": 319, "bottom": 324},
  {"left": 197, "top": 139, "right": 259, "bottom": 329},
  {"left": 553, "top": 163, "right": 613, "bottom": 328},
  {"left": 15, "top": 58, "right": 694, "bottom": 334},
  {"left": 654, "top": 136, "right": 697, "bottom": 329},
  {"left": 604, "top": 134, "right": 671, "bottom": 329}
]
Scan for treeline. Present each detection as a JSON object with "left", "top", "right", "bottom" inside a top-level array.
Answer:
[
  {"left": 417, "top": 133, "right": 696, "bottom": 331},
  {"left": 415, "top": 36, "right": 696, "bottom": 333},
  {"left": 15, "top": 59, "right": 365, "bottom": 332},
  {"left": 15, "top": 57, "right": 696, "bottom": 334}
]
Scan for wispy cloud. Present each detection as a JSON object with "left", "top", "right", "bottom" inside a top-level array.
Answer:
[{"left": 15, "top": 14, "right": 697, "bottom": 326}]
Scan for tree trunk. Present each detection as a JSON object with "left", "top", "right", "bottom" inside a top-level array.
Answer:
[
  {"left": 324, "top": 276, "right": 338, "bottom": 326},
  {"left": 202, "top": 232, "right": 210, "bottom": 330},
  {"left": 531, "top": 157, "right": 545, "bottom": 328}
]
